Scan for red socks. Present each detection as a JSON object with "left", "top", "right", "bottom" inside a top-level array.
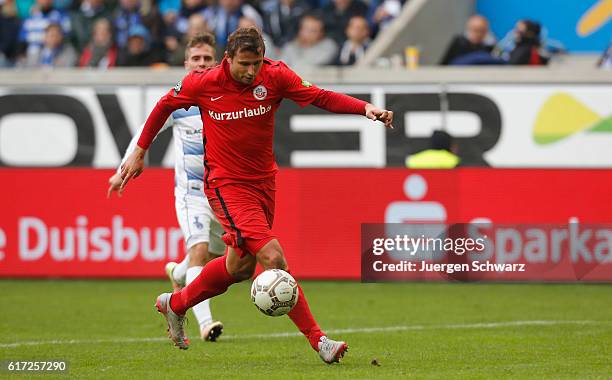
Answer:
[
  {"left": 288, "top": 283, "right": 325, "bottom": 351},
  {"left": 168, "top": 256, "right": 324, "bottom": 351},
  {"left": 170, "top": 255, "right": 238, "bottom": 315}
]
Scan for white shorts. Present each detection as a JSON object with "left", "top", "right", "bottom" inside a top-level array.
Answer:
[{"left": 175, "top": 192, "right": 225, "bottom": 255}]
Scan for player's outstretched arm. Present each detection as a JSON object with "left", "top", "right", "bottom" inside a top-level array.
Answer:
[
  {"left": 310, "top": 89, "right": 394, "bottom": 129},
  {"left": 278, "top": 62, "right": 394, "bottom": 128}
]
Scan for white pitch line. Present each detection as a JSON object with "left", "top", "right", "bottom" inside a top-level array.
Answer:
[
  {"left": 221, "top": 320, "right": 604, "bottom": 340},
  {"left": 0, "top": 320, "right": 605, "bottom": 349}
]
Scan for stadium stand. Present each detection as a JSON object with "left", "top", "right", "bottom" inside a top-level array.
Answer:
[{"left": 0, "top": 0, "right": 608, "bottom": 69}]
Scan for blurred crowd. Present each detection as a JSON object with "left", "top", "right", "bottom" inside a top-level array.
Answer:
[
  {"left": 440, "top": 15, "right": 554, "bottom": 66},
  {"left": 441, "top": 14, "right": 611, "bottom": 68},
  {"left": 0, "top": 0, "right": 404, "bottom": 69},
  {"left": 1, "top": 0, "right": 609, "bottom": 69}
]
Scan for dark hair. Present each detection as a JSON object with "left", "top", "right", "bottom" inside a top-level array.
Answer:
[
  {"left": 523, "top": 20, "right": 541, "bottom": 38},
  {"left": 518, "top": 19, "right": 542, "bottom": 45},
  {"left": 347, "top": 15, "right": 369, "bottom": 29},
  {"left": 185, "top": 32, "right": 216, "bottom": 59},
  {"left": 431, "top": 130, "right": 453, "bottom": 151},
  {"left": 226, "top": 27, "right": 265, "bottom": 58}
]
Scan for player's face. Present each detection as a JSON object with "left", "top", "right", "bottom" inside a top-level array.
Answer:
[
  {"left": 228, "top": 49, "right": 264, "bottom": 85},
  {"left": 184, "top": 44, "right": 216, "bottom": 70}
]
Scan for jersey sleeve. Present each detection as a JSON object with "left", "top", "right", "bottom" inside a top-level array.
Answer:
[
  {"left": 137, "top": 72, "right": 199, "bottom": 150},
  {"left": 278, "top": 62, "right": 323, "bottom": 107},
  {"left": 311, "top": 90, "right": 367, "bottom": 115}
]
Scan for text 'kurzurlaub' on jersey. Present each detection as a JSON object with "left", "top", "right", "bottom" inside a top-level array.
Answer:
[{"left": 207, "top": 104, "right": 273, "bottom": 121}]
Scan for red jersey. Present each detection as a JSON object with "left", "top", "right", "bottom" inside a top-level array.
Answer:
[{"left": 138, "top": 57, "right": 367, "bottom": 188}]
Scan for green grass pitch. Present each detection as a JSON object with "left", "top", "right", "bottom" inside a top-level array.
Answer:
[{"left": 0, "top": 280, "right": 610, "bottom": 379}]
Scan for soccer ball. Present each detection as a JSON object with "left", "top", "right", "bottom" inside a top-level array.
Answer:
[{"left": 251, "top": 269, "right": 299, "bottom": 316}]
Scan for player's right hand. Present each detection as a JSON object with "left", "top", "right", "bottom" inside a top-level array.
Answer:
[
  {"left": 119, "top": 147, "right": 146, "bottom": 196},
  {"left": 365, "top": 104, "right": 394, "bottom": 129},
  {"left": 107, "top": 172, "right": 123, "bottom": 198}
]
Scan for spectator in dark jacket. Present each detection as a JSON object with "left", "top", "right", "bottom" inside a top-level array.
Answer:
[
  {"left": 203, "top": 0, "right": 263, "bottom": 52},
  {"left": 0, "top": 0, "right": 21, "bottom": 67},
  {"left": 70, "top": 0, "right": 112, "bottom": 52},
  {"left": 508, "top": 19, "right": 548, "bottom": 65},
  {"left": 335, "top": 15, "right": 370, "bottom": 65},
  {"left": 261, "top": 0, "right": 310, "bottom": 48},
  {"left": 440, "top": 15, "right": 494, "bottom": 65},
  {"left": 321, "top": 0, "right": 368, "bottom": 46},
  {"left": 116, "top": 23, "right": 164, "bottom": 66},
  {"left": 113, "top": 0, "right": 164, "bottom": 50}
]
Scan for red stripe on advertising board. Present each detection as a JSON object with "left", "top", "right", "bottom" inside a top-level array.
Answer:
[{"left": 0, "top": 168, "right": 610, "bottom": 280}]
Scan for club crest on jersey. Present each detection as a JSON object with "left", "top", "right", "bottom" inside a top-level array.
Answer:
[
  {"left": 173, "top": 80, "right": 182, "bottom": 96},
  {"left": 253, "top": 85, "right": 267, "bottom": 100}
]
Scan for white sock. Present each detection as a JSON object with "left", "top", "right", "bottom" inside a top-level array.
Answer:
[
  {"left": 186, "top": 266, "right": 213, "bottom": 328},
  {"left": 173, "top": 255, "right": 189, "bottom": 285}
]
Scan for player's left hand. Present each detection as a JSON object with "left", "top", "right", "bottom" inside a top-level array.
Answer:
[
  {"left": 119, "top": 147, "right": 146, "bottom": 195},
  {"left": 107, "top": 172, "right": 123, "bottom": 198},
  {"left": 365, "top": 104, "right": 394, "bottom": 129}
]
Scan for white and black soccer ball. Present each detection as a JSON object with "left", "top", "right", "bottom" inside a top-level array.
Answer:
[{"left": 251, "top": 269, "right": 299, "bottom": 316}]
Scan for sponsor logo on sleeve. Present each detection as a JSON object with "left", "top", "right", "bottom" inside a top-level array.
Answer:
[{"left": 173, "top": 80, "right": 182, "bottom": 96}]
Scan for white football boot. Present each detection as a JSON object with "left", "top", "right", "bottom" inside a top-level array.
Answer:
[
  {"left": 164, "top": 262, "right": 184, "bottom": 291},
  {"left": 200, "top": 321, "right": 224, "bottom": 341},
  {"left": 318, "top": 336, "right": 348, "bottom": 364},
  {"left": 155, "top": 293, "right": 189, "bottom": 350}
]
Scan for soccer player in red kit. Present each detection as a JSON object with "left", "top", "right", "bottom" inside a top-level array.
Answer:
[{"left": 120, "top": 27, "right": 393, "bottom": 364}]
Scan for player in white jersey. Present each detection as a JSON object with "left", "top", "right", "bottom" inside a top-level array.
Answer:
[{"left": 107, "top": 33, "right": 225, "bottom": 342}]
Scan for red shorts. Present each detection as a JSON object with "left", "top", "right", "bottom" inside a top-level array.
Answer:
[{"left": 205, "top": 178, "right": 276, "bottom": 257}]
